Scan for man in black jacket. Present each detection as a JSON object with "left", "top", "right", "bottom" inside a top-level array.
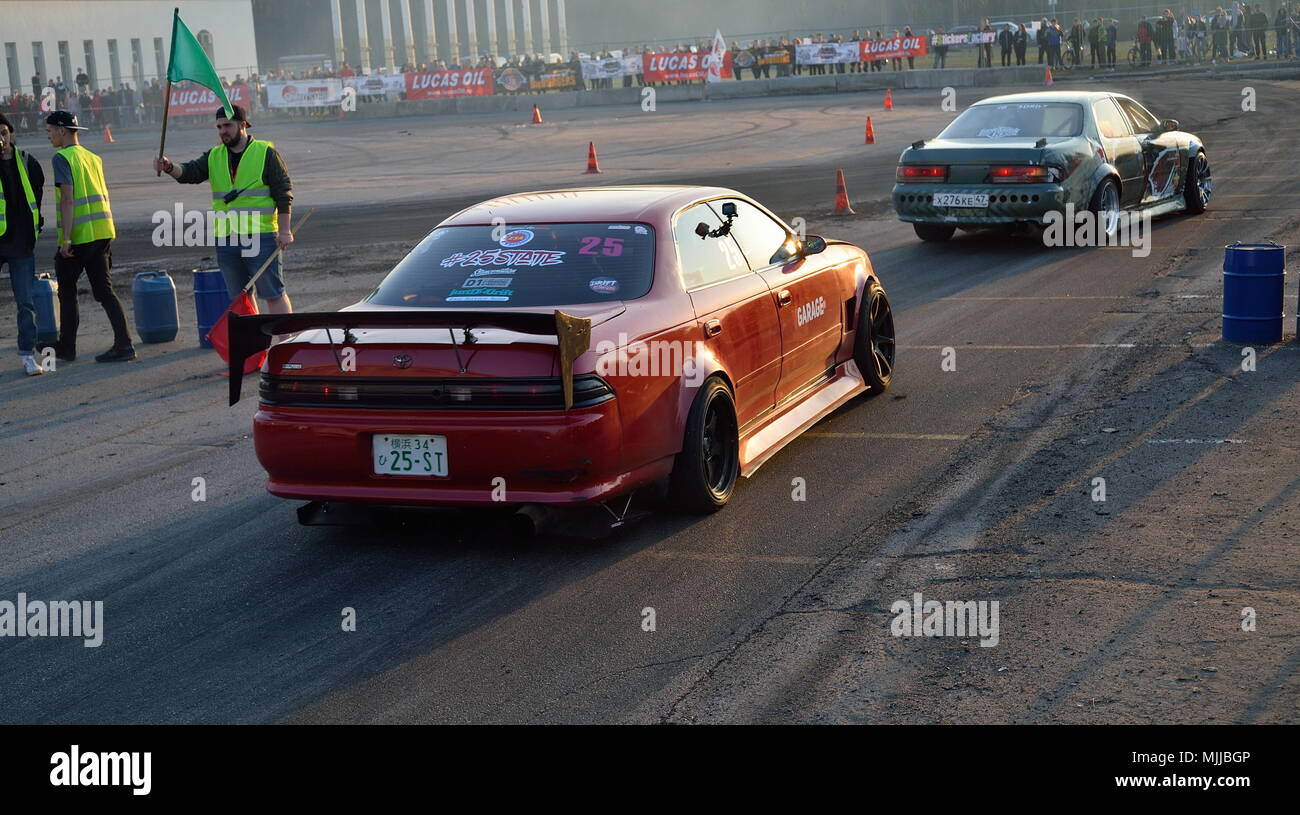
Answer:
[
  {"left": 1251, "top": 4, "right": 1270, "bottom": 57},
  {"left": 999, "top": 24, "right": 1014, "bottom": 65},
  {"left": 0, "top": 113, "right": 46, "bottom": 375}
]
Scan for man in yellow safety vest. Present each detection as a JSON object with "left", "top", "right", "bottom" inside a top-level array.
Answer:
[
  {"left": 46, "top": 110, "right": 134, "bottom": 362},
  {"left": 154, "top": 105, "right": 294, "bottom": 313}
]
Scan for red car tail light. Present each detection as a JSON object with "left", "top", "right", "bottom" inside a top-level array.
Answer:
[
  {"left": 259, "top": 374, "right": 615, "bottom": 410},
  {"left": 896, "top": 164, "right": 948, "bottom": 182},
  {"left": 987, "top": 165, "right": 1052, "bottom": 183}
]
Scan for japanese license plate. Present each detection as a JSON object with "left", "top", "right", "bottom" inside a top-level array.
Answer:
[
  {"left": 372, "top": 434, "right": 449, "bottom": 477},
  {"left": 933, "top": 192, "right": 989, "bottom": 208}
]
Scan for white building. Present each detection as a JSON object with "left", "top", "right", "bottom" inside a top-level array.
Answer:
[{"left": 1, "top": 0, "right": 259, "bottom": 96}]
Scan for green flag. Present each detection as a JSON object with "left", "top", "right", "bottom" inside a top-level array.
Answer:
[{"left": 166, "top": 9, "right": 233, "bottom": 118}]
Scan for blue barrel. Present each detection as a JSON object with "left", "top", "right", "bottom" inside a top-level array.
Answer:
[
  {"left": 132, "top": 270, "right": 179, "bottom": 343},
  {"left": 33, "top": 273, "right": 59, "bottom": 346},
  {"left": 1223, "top": 242, "right": 1286, "bottom": 344},
  {"left": 193, "top": 269, "right": 229, "bottom": 348}
]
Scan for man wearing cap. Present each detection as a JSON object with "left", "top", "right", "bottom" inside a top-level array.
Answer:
[
  {"left": 0, "top": 112, "right": 47, "bottom": 375},
  {"left": 46, "top": 110, "right": 134, "bottom": 362},
  {"left": 153, "top": 105, "right": 294, "bottom": 314}
]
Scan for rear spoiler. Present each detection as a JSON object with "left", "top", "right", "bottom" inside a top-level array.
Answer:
[{"left": 227, "top": 309, "right": 591, "bottom": 407}]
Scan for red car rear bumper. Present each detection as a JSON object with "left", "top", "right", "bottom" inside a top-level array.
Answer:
[{"left": 253, "top": 402, "right": 671, "bottom": 506}]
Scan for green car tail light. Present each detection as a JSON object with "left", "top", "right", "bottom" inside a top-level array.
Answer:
[
  {"left": 987, "top": 165, "right": 1053, "bottom": 183},
  {"left": 897, "top": 165, "right": 948, "bottom": 182}
]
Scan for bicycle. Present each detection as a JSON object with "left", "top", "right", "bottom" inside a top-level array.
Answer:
[{"left": 1128, "top": 44, "right": 1141, "bottom": 66}]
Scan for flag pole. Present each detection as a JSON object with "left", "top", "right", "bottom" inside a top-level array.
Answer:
[
  {"left": 156, "top": 79, "right": 172, "bottom": 177},
  {"left": 156, "top": 9, "right": 179, "bottom": 176},
  {"left": 241, "top": 209, "right": 314, "bottom": 294}
]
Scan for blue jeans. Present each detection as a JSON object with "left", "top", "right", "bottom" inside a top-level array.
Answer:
[
  {"left": 215, "top": 236, "right": 284, "bottom": 301},
  {"left": 3, "top": 254, "right": 38, "bottom": 355}
]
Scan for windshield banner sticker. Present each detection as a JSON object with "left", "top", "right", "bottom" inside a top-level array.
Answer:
[
  {"left": 977, "top": 126, "right": 1021, "bottom": 138},
  {"left": 440, "top": 249, "right": 566, "bottom": 268}
]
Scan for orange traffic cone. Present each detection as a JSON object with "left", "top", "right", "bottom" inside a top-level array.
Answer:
[
  {"left": 102, "top": 124, "right": 114, "bottom": 143},
  {"left": 865, "top": 116, "right": 875, "bottom": 145},
  {"left": 531, "top": 104, "right": 544, "bottom": 124},
  {"left": 585, "top": 141, "right": 602, "bottom": 174},
  {"left": 884, "top": 88, "right": 893, "bottom": 110},
  {"left": 1044, "top": 66, "right": 1053, "bottom": 86},
  {"left": 834, "top": 169, "right": 854, "bottom": 215}
]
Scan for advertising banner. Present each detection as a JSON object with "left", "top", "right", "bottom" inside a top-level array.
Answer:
[
  {"left": 264, "top": 79, "right": 342, "bottom": 108},
  {"left": 581, "top": 56, "right": 641, "bottom": 80},
  {"left": 860, "top": 36, "right": 928, "bottom": 61},
  {"left": 795, "top": 42, "right": 860, "bottom": 64},
  {"left": 935, "top": 31, "right": 996, "bottom": 46},
  {"left": 343, "top": 73, "right": 406, "bottom": 96},
  {"left": 529, "top": 68, "right": 578, "bottom": 91},
  {"left": 404, "top": 68, "right": 495, "bottom": 99},
  {"left": 168, "top": 82, "right": 251, "bottom": 116},
  {"left": 641, "top": 51, "right": 732, "bottom": 82}
]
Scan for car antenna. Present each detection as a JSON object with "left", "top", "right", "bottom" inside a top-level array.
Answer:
[
  {"left": 911, "top": 139, "right": 926, "bottom": 149},
  {"left": 325, "top": 327, "right": 346, "bottom": 372},
  {"left": 447, "top": 328, "right": 468, "bottom": 374},
  {"left": 1035, "top": 137, "right": 1048, "bottom": 148}
]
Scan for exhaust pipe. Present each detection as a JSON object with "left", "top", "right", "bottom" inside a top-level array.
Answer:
[{"left": 510, "top": 503, "right": 558, "bottom": 537}]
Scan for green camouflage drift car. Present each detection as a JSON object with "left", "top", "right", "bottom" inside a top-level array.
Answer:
[{"left": 892, "top": 91, "right": 1211, "bottom": 242}]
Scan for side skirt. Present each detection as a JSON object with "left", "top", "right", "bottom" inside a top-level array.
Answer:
[{"left": 738, "top": 359, "right": 867, "bottom": 478}]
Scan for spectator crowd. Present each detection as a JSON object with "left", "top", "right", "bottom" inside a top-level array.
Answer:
[{"left": 7, "top": 3, "right": 1300, "bottom": 128}]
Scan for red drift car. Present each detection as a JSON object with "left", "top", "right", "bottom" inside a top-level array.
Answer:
[{"left": 227, "top": 186, "right": 896, "bottom": 525}]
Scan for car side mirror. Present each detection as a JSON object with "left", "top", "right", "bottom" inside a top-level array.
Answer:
[
  {"left": 802, "top": 235, "right": 827, "bottom": 256},
  {"left": 1161, "top": 118, "right": 1179, "bottom": 132}
]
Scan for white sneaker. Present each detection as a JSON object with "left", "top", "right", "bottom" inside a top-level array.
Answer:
[{"left": 21, "top": 355, "right": 44, "bottom": 376}]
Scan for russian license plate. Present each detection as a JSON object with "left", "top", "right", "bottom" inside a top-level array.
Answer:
[
  {"left": 372, "top": 434, "right": 448, "bottom": 477},
  {"left": 933, "top": 192, "right": 989, "bottom": 208}
]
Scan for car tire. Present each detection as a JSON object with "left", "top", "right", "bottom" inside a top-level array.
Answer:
[
  {"left": 1088, "top": 176, "right": 1121, "bottom": 240},
  {"left": 667, "top": 376, "right": 740, "bottom": 513},
  {"left": 853, "top": 279, "right": 895, "bottom": 394},
  {"left": 914, "top": 222, "right": 956, "bottom": 242},
  {"left": 1183, "top": 150, "right": 1211, "bottom": 214}
]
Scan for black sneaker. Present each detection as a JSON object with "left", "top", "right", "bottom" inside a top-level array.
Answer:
[
  {"left": 95, "top": 345, "right": 137, "bottom": 363},
  {"left": 54, "top": 345, "right": 76, "bottom": 362}
]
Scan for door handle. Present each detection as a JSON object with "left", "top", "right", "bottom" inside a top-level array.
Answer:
[
  {"left": 703, "top": 319, "right": 722, "bottom": 338},
  {"left": 776, "top": 289, "right": 792, "bottom": 307}
]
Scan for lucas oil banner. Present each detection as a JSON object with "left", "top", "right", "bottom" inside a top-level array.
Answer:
[
  {"left": 641, "top": 51, "right": 733, "bottom": 83},
  {"left": 404, "top": 68, "right": 495, "bottom": 99},
  {"left": 860, "top": 36, "right": 928, "bottom": 61},
  {"left": 168, "top": 82, "right": 251, "bottom": 116}
]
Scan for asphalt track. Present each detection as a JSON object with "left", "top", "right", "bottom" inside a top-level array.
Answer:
[{"left": 1, "top": 76, "right": 1297, "bottom": 723}]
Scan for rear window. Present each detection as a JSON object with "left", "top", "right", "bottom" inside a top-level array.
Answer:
[
  {"left": 939, "top": 102, "right": 1084, "bottom": 139},
  {"left": 365, "top": 222, "right": 656, "bottom": 308}
]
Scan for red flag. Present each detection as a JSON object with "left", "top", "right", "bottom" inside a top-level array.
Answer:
[{"left": 207, "top": 290, "right": 267, "bottom": 376}]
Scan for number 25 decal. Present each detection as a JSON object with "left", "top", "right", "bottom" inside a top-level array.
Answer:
[{"left": 579, "top": 237, "right": 624, "bottom": 256}]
